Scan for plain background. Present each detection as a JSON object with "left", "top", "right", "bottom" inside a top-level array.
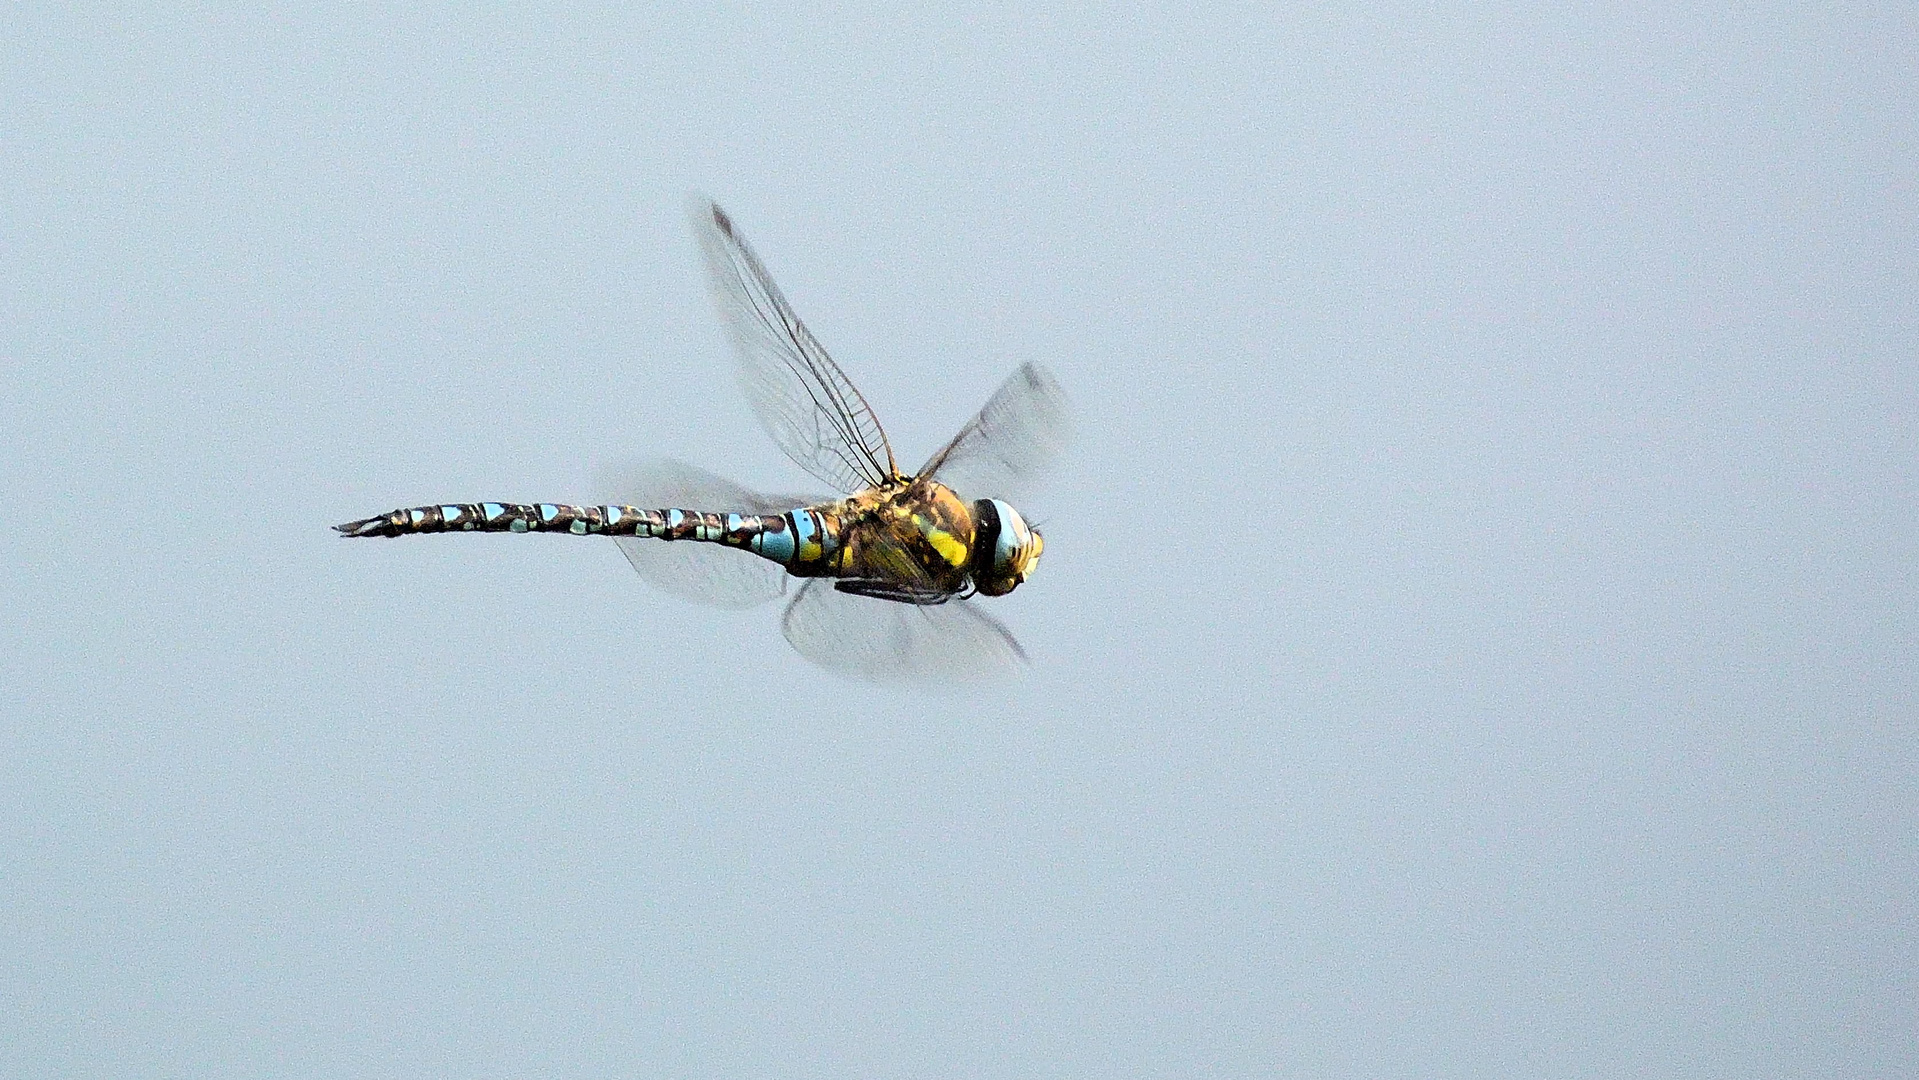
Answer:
[{"left": 3, "top": 5, "right": 1913, "bottom": 1077}]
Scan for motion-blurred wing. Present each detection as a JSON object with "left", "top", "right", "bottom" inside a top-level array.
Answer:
[
  {"left": 781, "top": 579, "right": 1027, "bottom": 684},
  {"left": 594, "top": 459, "right": 824, "bottom": 609},
  {"left": 917, "top": 362, "right": 1069, "bottom": 506},
  {"left": 692, "top": 200, "right": 899, "bottom": 494}
]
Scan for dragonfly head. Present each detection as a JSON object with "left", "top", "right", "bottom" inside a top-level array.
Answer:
[{"left": 970, "top": 498, "right": 1044, "bottom": 596}]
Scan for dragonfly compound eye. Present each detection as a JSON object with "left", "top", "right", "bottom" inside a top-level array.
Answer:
[{"left": 971, "top": 498, "right": 1041, "bottom": 596}]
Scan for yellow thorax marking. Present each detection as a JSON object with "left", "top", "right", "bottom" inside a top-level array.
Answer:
[{"left": 916, "top": 514, "right": 970, "bottom": 568}]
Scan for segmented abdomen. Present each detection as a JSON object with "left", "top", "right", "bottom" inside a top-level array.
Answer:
[{"left": 335, "top": 501, "right": 839, "bottom": 570}]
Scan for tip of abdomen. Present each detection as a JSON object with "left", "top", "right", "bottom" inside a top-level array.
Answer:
[{"left": 334, "top": 515, "right": 394, "bottom": 538}]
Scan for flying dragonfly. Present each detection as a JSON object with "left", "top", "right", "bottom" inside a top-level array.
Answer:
[{"left": 337, "top": 202, "right": 1068, "bottom": 681}]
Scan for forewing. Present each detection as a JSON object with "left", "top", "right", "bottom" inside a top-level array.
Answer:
[
  {"left": 780, "top": 579, "right": 1028, "bottom": 684},
  {"left": 594, "top": 459, "right": 824, "bottom": 609},
  {"left": 917, "top": 362, "right": 1069, "bottom": 506},
  {"left": 692, "top": 200, "right": 898, "bottom": 493}
]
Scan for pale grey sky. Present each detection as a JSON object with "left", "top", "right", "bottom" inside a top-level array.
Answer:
[{"left": 3, "top": 5, "right": 1913, "bottom": 1077}]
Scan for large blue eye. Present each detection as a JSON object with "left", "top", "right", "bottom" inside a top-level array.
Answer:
[
  {"left": 968, "top": 499, "right": 1019, "bottom": 595},
  {"left": 987, "top": 500, "right": 1031, "bottom": 570}
]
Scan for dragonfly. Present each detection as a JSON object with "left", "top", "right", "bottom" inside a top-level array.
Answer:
[{"left": 337, "top": 202, "right": 1067, "bottom": 681}]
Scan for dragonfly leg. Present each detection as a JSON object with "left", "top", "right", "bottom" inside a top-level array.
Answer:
[{"left": 832, "top": 579, "right": 956, "bottom": 606}]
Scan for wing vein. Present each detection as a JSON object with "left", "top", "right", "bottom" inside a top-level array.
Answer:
[{"left": 697, "top": 202, "right": 898, "bottom": 493}]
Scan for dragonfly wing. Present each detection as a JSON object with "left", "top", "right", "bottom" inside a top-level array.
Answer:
[
  {"left": 780, "top": 578, "right": 1028, "bottom": 684},
  {"left": 594, "top": 459, "right": 824, "bottom": 609},
  {"left": 692, "top": 200, "right": 899, "bottom": 494},
  {"left": 917, "top": 362, "right": 1069, "bottom": 506}
]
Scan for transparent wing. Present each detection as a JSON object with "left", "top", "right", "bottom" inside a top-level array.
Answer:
[
  {"left": 593, "top": 459, "right": 825, "bottom": 609},
  {"left": 692, "top": 199, "right": 899, "bottom": 494},
  {"left": 917, "top": 362, "right": 1070, "bottom": 506},
  {"left": 781, "top": 579, "right": 1028, "bottom": 684}
]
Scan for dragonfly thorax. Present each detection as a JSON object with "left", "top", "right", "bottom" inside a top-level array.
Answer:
[
  {"left": 969, "top": 498, "right": 1043, "bottom": 597},
  {"left": 825, "top": 481, "right": 1041, "bottom": 599}
]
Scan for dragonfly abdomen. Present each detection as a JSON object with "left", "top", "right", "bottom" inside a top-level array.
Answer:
[
  {"left": 337, "top": 502, "right": 594, "bottom": 538},
  {"left": 335, "top": 501, "right": 840, "bottom": 571}
]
